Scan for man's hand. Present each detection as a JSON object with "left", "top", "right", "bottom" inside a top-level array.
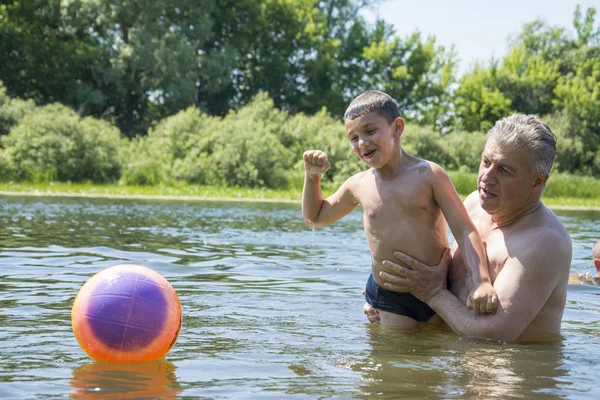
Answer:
[
  {"left": 379, "top": 248, "right": 452, "bottom": 303},
  {"left": 468, "top": 281, "right": 498, "bottom": 313},
  {"left": 303, "top": 150, "right": 331, "bottom": 177}
]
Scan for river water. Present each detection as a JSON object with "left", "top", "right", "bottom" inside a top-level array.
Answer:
[{"left": 0, "top": 196, "right": 598, "bottom": 399}]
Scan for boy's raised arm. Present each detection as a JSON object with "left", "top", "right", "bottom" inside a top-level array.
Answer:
[
  {"left": 302, "top": 150, "right": 358, "bottom": 229},
  {"left": 429, "top": 163, "right": 498, "bottom": 313}
]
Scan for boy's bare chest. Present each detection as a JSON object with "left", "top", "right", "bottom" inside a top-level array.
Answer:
[{"left": 358, "top": 178, "right": 434, "bottom": 220}]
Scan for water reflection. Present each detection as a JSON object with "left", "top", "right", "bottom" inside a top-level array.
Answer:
[
  {"left": 358, "top": 325, "right": 569, "bottom": 399},
  {"left": 1, "top": 196, "right": 599, "bottom": 398},
  {"left": 70, "top": 360, "right": 181, "bottom": 399}
]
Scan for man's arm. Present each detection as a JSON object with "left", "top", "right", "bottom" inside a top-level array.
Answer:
[
  {"left": 429, "top": 164, "right": 496, "bottom": 313},
  {"left": 379, "top": 233, "right": 571, "bottom": 341}
]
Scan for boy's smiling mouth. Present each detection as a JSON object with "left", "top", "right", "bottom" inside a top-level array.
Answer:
[{"left": 362, "top": 149, "right": 376, "bottom": 158}]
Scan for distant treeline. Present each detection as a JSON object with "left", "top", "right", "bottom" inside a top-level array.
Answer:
[
  {"left": 1, "top": 89, "right": 599, "bottom": 200},
  {"left": 0, "top": 1, "right": 599, "bottom": 180}
]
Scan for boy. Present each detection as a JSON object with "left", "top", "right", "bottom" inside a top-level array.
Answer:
[{"left": 302, "top": 91, "right": 497, "bottom": 328}]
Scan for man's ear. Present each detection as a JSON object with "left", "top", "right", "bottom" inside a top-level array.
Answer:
[
  {"left": 594, "top": 259, "right": 600, "bottom": 274},
  {"left": 393, "top": 117, "right": 405, "bottom": 138},
  {"left": 532, "top": 173, "right": 549, "bottom": 192}
]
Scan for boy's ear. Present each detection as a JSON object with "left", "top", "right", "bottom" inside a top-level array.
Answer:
[
  {"left": 594, "top": 259, "right": 600, "bottom": 273},
  {"left": 393, "top": 117, "right": 405, "bottom": 138}
]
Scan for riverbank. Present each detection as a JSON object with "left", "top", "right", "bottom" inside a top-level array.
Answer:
[{"left": 1, "top": 182, "right": 599, "bottom": 210}]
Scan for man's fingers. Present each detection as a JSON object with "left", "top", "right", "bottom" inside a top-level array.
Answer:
[
  {"left": 380, "top": 260, "right": 412, "bottom": 277},
  {"left": 378, "top": 270, "right": 410, "bottom": 284},
  {"left": 391, "top": 251, "right": 417, "bottom": 269},
  {"left": 466, "top": 296, "right": 474, "bottom": 310}
]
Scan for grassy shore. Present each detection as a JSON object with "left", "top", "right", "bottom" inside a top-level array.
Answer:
[{"left": 1, "top": 180, "right": 599, "bottom": 210}]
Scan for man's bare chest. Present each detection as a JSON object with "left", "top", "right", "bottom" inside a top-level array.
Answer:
[{"left": 482, "top": 230, "right": 510, "bottom": 281}]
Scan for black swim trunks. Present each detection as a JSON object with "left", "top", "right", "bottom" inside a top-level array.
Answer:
[{"left": 364, "top": 273, "right": 435, "bottom": 322}]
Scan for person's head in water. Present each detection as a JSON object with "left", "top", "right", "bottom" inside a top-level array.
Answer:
[
  {"left": 593, "top": 239, "right": 600, "bottom": 276},
  {"left": 478, "top": 114, "right": 556, "bottom": 217},
  {"left": 343, "top": 91, "right": 405, "bottom": 170}
]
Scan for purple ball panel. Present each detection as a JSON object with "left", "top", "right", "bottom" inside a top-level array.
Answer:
[{"left": 87, "top": 272, "right": 168, "bottom": 350}]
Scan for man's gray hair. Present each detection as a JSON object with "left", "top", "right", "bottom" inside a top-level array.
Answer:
[{"left": 487, "top": 114, "right": 557, "bottom": 175}]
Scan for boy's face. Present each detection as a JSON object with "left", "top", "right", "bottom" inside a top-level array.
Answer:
[{"left": 344, "top": 112, "right": 404, "bottom": 168}]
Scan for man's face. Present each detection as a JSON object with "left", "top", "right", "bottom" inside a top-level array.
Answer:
[
  {"left": 344, "top": 112, "right": 403, "bottom": 168},
  {"left": 477, "top": 142, "right": 540, "bottom": 216}
]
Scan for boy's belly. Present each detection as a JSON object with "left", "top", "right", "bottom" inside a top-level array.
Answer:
[{"left": 367, "top": 227, "right": 447, "bottom": 287}]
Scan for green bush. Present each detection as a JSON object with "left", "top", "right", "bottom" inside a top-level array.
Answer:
[
  {"left": 117, "top": 106, "right": 219, "bottom": 185},
  {"left": 2, "top": 103, "right": 122, "bottom": 182},
  {"left": 129, "top": 94, "right": 293, "bottom": 188},
  {"left": 441, "top": 130, "right": 487, "bottom": 172},
  {"left": 543, "top": 111, "right": 600, "bottom": 176},
  {"left": 447, "top": 170, "right": 478, "bottom": 195},
  {"left": 543, "top": 173, "right": 600, "bottom": 198},
  {"left": 281, "top": 108, "right": 362, "bottom": 187},
  {"left": 403, "top": 124, "right": 455, "bottom": 168},
  {"left": 120, "top": 160, "right": 166, "bottom": 186},
  {"left": 207, "top": 94, "right": 292, "bottom": 188},
  {"left": 0, "top": 81, "right": 36, "bottom": 137},
  {"left": 0, "top": 149, "right": 14, "bottom": 181}
]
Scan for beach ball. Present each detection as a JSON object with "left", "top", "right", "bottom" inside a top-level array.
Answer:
[{"left": 72, "top": 264, "right": 182, "bottom": 362}]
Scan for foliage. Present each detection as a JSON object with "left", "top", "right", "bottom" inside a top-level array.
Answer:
[
  {"left": 280, "top": 108, "right": 362, "bottom": 187},
  {"left": 0, "top": 2, "right": 599, "bottom": 179},
  {"left": 0, "top": 81, "right": 35, "bottom": 137},
  {"left": 0, "top": 149, "right": 14, "bottom": 181},
  {"left": 544, "top": 172, "right": 600, "bottom": 198},
  {"left": 2, "top": 103, "right": 122, "bottom": 182},
  {"left": 0, "top": 0, "right": 457, "bottom": 136},
  {"left": 121, "top": 94, "right": 293, "bottom": 188},
  {"left": 452, "top": 5, "right": 600, "bottom": 176}
]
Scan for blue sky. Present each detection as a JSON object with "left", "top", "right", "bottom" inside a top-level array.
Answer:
[{"left": 362, "top": 0, "right": 600, "bottom": 74}]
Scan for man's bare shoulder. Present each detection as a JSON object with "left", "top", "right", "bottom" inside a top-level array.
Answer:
[
  {"left": 508, "top": 205, "right": 572, "bottom": 270},
  {"left": 518, "top": 205, "right": 570, "bottom": 239}
]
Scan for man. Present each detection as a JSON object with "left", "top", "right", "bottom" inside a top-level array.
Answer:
[
  {"left": 366, "top": 114, "right": 572, "bottom": 342},
  {"left": 570, "top": 238, "right": 600, "bottom": 285},
  {"left": 593, "top": 239, "right": 600, "bottom": 276}
]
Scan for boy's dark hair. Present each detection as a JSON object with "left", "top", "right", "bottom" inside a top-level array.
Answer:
[{"left": 343, "top": 91, "right": 400, "bottom": 124}]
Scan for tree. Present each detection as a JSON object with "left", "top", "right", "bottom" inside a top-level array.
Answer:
[{"left": 0, "top": 0, "right": 109, "bottom": 115}]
